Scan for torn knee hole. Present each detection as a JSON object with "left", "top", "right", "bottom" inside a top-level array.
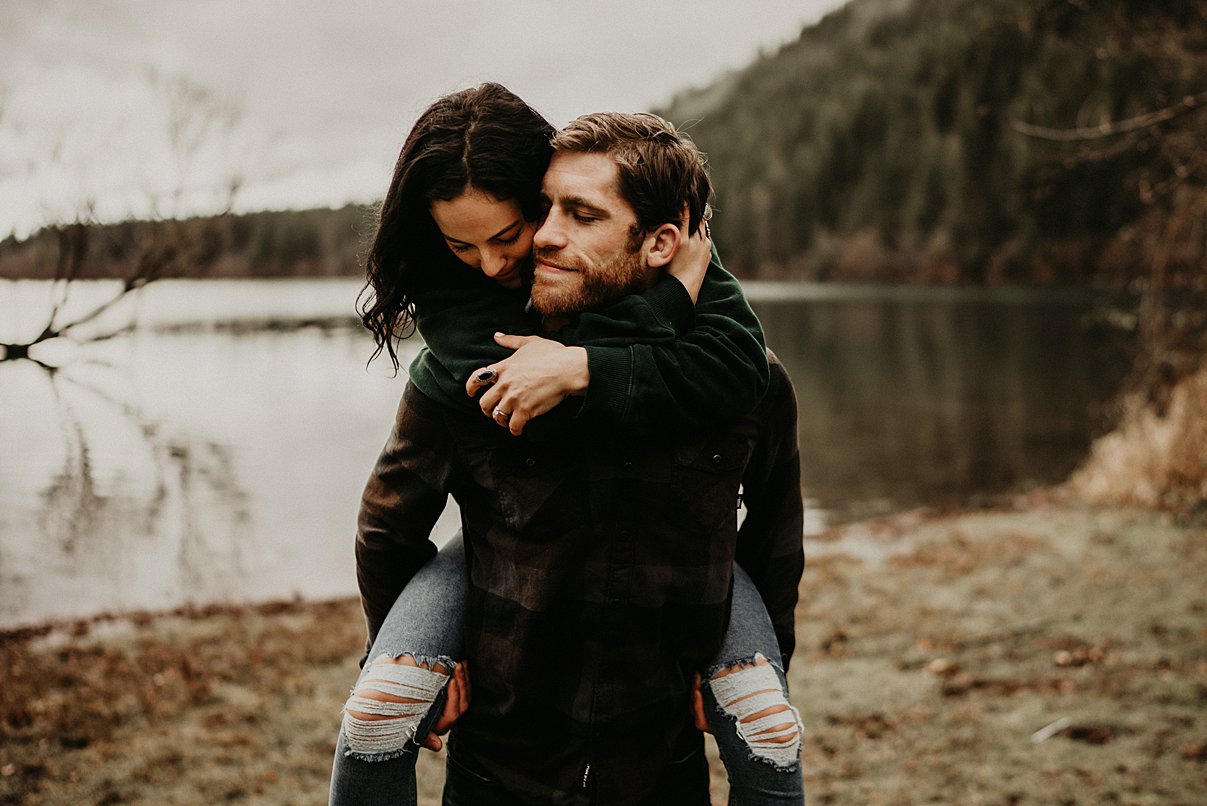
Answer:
[
  {"left": 342, "top": 656, "right": 450, "bottom": 755},
  {"left": 708, "top": 654, "right": 803, "bottom": 768}
]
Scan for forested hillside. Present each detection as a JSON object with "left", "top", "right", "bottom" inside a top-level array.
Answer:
[
  {"left": 661, "top": 0, "right": 1205, "bottom": 285},
  {"left": 1, "top": 0, "right": 1202, "bottom": 287}
]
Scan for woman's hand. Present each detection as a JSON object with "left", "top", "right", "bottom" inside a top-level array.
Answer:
[
  {"left": 465, "top": 333, "right": 589, "bottom": 435},
  {"left": 665, "top": 217, "right": 712, "bottom": 304},
  {"left": 421, "top": 661, "right": 470, "bottom": 752}
]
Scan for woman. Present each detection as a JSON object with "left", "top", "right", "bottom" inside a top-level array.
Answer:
[{"left": 329, "top": 83, "right": 803, "bottom": 805}]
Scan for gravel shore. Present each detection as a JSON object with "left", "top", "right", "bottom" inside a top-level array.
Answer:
[{"left": 3, "top": 497, "right": 1204, "bottom": 804}]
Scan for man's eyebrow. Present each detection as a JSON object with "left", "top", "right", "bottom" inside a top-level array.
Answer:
[{"left": 558, "top": 195, "right": 610, "bottom": 216}]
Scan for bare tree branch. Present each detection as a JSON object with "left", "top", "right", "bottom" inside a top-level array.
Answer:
[
  {"left": 1013, "top": 90, "right": 1207, "bottom": 141},
  {"left": 2, "top": 71, "right": 247, "bottom": 365}
]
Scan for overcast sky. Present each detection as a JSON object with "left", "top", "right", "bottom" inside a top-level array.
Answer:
[{"left": 0, "top": 0, "right": 848, "bottom": 238}]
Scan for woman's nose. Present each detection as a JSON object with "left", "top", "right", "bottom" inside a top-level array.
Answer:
[{"left": 480, "top": 249, "right": 507, "bottom": 276}]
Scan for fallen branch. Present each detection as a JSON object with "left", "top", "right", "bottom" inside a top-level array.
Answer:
[{"left": 1030, "top": 716, "right": 1071, "bottom": 743}]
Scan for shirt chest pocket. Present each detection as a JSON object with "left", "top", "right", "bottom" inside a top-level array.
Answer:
[
  {"left": 487, "top": 441, "right": 575, "bottom": 532},
  {"left": 667, "top": 433, "right": 753, "bottom": 531}
]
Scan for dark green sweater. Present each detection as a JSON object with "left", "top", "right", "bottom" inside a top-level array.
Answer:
[{"left": 408, "top": 246, "right": 769, "bottom": 432}]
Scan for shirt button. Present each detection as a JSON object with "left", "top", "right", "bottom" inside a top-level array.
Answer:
[
  {"left": 525, "top": 457, "right": 537, "bottom": 468},
  {"left": 711, "top": 453, "right": 723, "bottom": 465},
  {"left": 623, "top": 461, "right": 634, "bottom": 472}
]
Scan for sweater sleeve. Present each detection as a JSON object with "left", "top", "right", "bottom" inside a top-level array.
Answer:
[
  {"left": 568, "top": 248, "right": 770, "bottom": 430},
  {"left": 409, "top": 261, "right": 538, "bottom": 409},
  {"left": 411, "top": 247, "right": 768, "bottom": 431},
  {"left": 734, "top": 354, "right": 805, "bottom": 670}
]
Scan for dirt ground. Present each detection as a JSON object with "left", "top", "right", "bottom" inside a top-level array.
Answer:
[{"left": 2, "top": 495, "right": 1204, "bottom": 805}]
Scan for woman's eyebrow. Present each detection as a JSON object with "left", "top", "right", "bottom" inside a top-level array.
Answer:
[
  {"left": 488, "top": 220, "right": 523, "bottom": 240},
  {"left": 445, "top": 219, "right": 522, "bottom": 245}
]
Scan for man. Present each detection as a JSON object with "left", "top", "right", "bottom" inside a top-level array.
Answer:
[{"left": 358, "top": 113, "right": 804, "bottom": 804}]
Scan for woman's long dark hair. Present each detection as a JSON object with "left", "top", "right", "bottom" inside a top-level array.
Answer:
[{"left": 359, "top": 82, "right": 555, "bottom": 370}]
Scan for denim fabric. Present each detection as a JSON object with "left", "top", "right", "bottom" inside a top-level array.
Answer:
[
  {"left": 329, "top": 533, "right": 467, "bottom": 806},
  {"left": 704, "top": 564, "right": 804, "bottom": 805}
]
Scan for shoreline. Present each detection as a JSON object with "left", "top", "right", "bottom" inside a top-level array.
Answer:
[
  {"left": 0, "top": 596, "right": 361, "bottom": 647},
  {"left": 3, "top": 497, "right": 1204, "bottom": 804}
]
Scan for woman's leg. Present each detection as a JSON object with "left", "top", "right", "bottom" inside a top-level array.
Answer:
[
  {"left": 703, "top": 563, "right": 805, "bottom": 805},
  {"left": 329, "top": 531, "right": 468, "bottom": 806}
]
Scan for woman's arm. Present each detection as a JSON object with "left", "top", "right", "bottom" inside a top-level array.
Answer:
[
  {"left": 573, "top": 249, "right": 769, "bottom": 431},
  {"left": 470, "top": 242, "right": 769, "bottom": 435},
  {"left": 407, "top": 258, "right": 539, "bottom": 413}
]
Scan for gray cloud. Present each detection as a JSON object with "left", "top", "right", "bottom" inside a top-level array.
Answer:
[{"left": 0, "top": 0, "right": 847, "bottom": 235}]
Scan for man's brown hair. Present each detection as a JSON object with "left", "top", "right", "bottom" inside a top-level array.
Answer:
[{"left": 550, "top": 112, "right": 712, "bottom": 238}]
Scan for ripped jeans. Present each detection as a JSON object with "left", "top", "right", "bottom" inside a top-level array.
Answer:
[
  {"left": 328, "top": 533, "right": 803, "bottom": 805},
  {"left": 704, "top": 562, "right": 805, "bottom": 804}
]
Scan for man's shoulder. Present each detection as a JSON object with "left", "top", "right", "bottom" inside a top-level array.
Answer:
[
  {"left": 401, "top": 378, "right": 452, "bottom": 420},
  {"left": 752, "top": 349, "right": 799, "bottom": 434},
  {"left": 397, "top": 379, "right": 499, "bottom": 438},
  {"left": 765, "top": 350, "right": 797, "bottom": 401}
]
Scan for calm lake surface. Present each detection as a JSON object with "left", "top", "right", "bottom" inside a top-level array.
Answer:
[{"left": 0, "top": 278, "right": 1133, "bottom": 628}]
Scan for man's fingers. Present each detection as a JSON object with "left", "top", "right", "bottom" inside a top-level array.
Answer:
[
  {"left": 691, "top": 673, "right": 711, "bottom": 733},
  {"left": 450, "top": 674, "right": 466, "bottom": 720},
  {"left": 421, "top": 663, "right": 471, "bottom": 752},
  {"left": 443, "top": 675, "right": 462, "bottom": 725},
  {"left": 440, "top": 662, "right": 470, "bottom": 727}
]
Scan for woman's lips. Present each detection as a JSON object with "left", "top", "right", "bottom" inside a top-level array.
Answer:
[{"left": 491, "top": 264, "right": 523, "bottom": 286}]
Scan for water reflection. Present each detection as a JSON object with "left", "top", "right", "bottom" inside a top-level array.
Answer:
[
  {"left": 2, "top": 354, "right": 257, "bottom": 621},
  {"left": 1, "top": 280, "right": 425, "bottom": 628},
  {"left": 748, "top": 285, "right": 1131, "bottom": 520},
  {"left": 0, "top": 280, "right": 1133, "bottom": 628}
]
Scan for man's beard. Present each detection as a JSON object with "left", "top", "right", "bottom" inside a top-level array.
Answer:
[{"left": 530, "top": 245, "right": 652, "bottom": 317}]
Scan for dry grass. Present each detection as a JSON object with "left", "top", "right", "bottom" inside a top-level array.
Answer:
[
  {"left": 2, "top": 503, "right": 1205, "bottom": 804},
  {"left": 1069, "top": 365, "right": 1207, "bottom": 513}
]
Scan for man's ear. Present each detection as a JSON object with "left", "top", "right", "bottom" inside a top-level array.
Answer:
[{"left": 642, "top": 222, "right": 681, "bottom": 269}]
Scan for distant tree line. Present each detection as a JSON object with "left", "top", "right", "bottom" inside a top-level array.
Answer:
[{"left": 0, "top": 204, "right": 374, "bottom": 281}]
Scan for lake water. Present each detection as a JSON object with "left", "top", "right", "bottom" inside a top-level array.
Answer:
[{"left": 0, "top": 278, "right": 1133, "bottom": 629}]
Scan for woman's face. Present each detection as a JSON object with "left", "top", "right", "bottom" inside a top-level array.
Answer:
[{"left": 430, "top": 189, "right": 535, "bottom": 289}]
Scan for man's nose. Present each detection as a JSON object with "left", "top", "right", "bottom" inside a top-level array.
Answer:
[{"left": 533, "top": 212, "right": 564, "bottom": 250}]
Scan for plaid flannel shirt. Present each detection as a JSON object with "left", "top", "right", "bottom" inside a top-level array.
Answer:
[{"left": 355, "top": 355, "right": 803, "bottom": 805}]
